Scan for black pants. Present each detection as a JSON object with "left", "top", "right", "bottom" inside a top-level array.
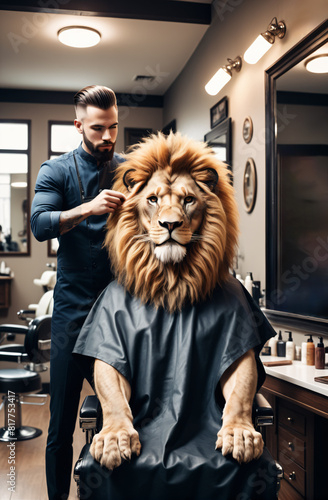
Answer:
[{"left": 46, "top": 333, "right": 86, "bottom": 500}]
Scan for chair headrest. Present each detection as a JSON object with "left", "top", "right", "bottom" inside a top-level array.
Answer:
[{"left": 33, "top": 271, "right": 56, "bottom": 289}]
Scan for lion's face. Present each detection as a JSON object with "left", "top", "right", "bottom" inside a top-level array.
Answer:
[
  {"left": 137, "top": 170, "right": 205, "bottom": 264},
  {"left": 105, "top": 132, "right": 239, "bottom": 312}
]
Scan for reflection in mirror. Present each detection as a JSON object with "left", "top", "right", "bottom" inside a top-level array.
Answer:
[
  {"left": 0, "top": 120, "right": 30, "bottom": 255},
  {"left": 204, "top": 117, "right": 232, "bottom": 166},
  {"left": 265, "top": 20, "right": 328, "bottom": 333}
]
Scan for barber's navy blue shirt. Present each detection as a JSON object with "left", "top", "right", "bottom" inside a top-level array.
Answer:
[{"left": 31, "top": 143, "right": 125, "bottom": 341}]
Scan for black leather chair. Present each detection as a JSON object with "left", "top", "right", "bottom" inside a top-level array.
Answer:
[
  {"left": 74, "top": 393, "right": 283, "bottom": 499},
  {"left": 0, "top": 315, "right": 51, "bottom": 441}
]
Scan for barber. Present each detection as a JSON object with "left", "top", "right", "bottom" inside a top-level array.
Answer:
[{"left": 31, "top": 85, "right": 126, "bottom": 500}]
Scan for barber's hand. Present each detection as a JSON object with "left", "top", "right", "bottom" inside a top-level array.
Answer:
[{"left": 86, "top": 189, "right": 126, "bottom": 216}]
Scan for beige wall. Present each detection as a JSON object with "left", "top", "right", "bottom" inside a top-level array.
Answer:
[{"left": 0, "top": 102, "right": 162, "bottom": 323}]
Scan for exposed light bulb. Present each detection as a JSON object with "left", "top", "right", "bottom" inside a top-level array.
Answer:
[
  {"left": 244, "top": 35, "right": 273, "bottom": 64},
  {"left": 205, "top": 68, "right": 231, "bottom": 96},
  {"left": 58, "top": 26, "right": 101, "bottom": 48}
]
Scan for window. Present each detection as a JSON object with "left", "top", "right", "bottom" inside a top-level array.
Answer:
[
  {"left": 48, "top": 121, "right": 81, "bottom": 159},
  {"left": 0, "top": 120, "right": 30, "bottom": 254}
]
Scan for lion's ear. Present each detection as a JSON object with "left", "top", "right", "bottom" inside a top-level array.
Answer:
[
  {"left": 123, "top": 169, "right": 137, "bottom": 191},
  {"left": 197, "top": 168, "right": 219, "bottom": 192}
]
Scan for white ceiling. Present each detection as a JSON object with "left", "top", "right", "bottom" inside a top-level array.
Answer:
[{"left": 0, "top": 1, "right": 212, "bottom": 95}]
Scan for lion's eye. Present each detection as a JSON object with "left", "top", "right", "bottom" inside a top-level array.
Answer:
[
  {"left": 184, "top": 196, "right": 195, "bottom": 205},
  {"left": 148, "top": 196, "right": 158, "bottom": 205}
]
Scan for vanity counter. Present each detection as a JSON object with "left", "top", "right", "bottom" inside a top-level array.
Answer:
[
  {"left": 260, "top": 357, "right": 328, "bottom": 499},
  {"left": 260, "top": 356, "right": 328, "bottom": 398}
]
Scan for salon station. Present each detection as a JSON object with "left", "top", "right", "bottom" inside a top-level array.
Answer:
[{"left": 0, "top": 1, "right": 328, "bottom": 499}]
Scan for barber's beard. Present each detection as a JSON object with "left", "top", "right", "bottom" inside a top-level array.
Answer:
[{"left": 82, "top": 131, "right": 115, "bottom": 163}]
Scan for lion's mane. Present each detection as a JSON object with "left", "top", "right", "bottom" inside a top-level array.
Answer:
[{"left": 104, "top": 132, "right": 239, "bottom": 313}]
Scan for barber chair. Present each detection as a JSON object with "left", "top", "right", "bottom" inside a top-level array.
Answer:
[
  {"left": 74, "top": 393, "right": 283, "bottom": 500},
  {"left": 0, "top": 315, "right": 51, "bottom": 440},
  {"left": 17, "top": 265, "right": 56, "bottom": 323}
]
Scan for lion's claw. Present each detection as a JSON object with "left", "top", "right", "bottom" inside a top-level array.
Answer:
[
  {"left": 216, "top": 423, "right": 263, "bottom": 463},
  {"left": 90, "top": 425, "right": 141, "bottom": 470}
]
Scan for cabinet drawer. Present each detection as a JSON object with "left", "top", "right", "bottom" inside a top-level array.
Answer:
[
  {"left": 280, "top": 477, "right": 304, "bottom": 500},
  {"left": 279, "top": 451, "right": 305, "bottom": 497},
  {"left": 279, "top": 402, "right": 306, "bottom": 435},
  {"left": 278, "top": 426, "right": 305, "bottom": 468}
]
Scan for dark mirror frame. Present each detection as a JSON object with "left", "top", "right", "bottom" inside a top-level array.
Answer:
[
  {"left": 0, "top": 118, "right": 31, "bottom": 257},
  {"left": 265, "top": 19, "right": 328, "bottom": 334},
  {"left": 204, "top": 117, "right": 232, "bottom": 169}
]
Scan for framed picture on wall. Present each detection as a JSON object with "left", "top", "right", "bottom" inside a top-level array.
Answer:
[
  {"left": 124, "top": 128, "right": 152, "bottom": 151},
  {"left": 210, "top": 96, "right": 228, "bottom": 129},
  {"left": 243, "top": 158, "right": 257, "bottom": 213},
  {"left": 242, "top": 116, "right": 253, "bottom": 144}
]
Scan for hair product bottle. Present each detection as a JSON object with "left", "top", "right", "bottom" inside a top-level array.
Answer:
[
  {"left": 306, "top": 334, "right": 315, "bottom": 366},
  {"left": 315, "top": 337, "right": 325, "bottom": 369},
  {"left": 244, "top": 272, "right": 253, "bottom": 295},
  {"left": 268, "top": 333, "right": 278, "bottom": 356},
  {"left": 236, "top": 274, "right": 244, "bottom": 285},
  {"left": 301, "top": 337, "right": 308, "bottom": 364},
  {"left": 285, "top": 331, "right": 295, "bottom": 360},
  {"left": 277, "top": 331, "right": 286, "bottom": 357},
  {"left": 252, "top": 281, "right": 262, "bottom": 305}
]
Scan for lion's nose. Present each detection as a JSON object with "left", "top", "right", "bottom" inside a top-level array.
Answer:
[{"left": 159, "top": 220, "right": 183, "bottom": 234}]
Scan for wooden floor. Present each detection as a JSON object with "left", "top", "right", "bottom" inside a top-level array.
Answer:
[{"left": 0, "top": 380, "right": 94, "bottom": 500}]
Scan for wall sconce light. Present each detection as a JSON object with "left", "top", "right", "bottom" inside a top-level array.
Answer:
[
  {"left": 305, "top": 54, "right": 328, "bottom": 73},
  {"left": 244, "top": 17, "right": 286, "bottom": 64},
  {"left": 58, "top": 26, "right": 101, "bottom": 48},
  {"left": 205, "top": 56, "right": 242, "bottom": 96}
]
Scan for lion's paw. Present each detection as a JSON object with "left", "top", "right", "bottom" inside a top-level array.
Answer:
[
  {"left": 90, "top": 424, "right": 141, "bottom": 470},
  {"left": 215, "top": 423, "right": 263, "bottom": 463}
]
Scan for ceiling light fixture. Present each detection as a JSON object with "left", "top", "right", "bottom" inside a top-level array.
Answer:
[
  {"left": 244, "top": 17, "right": 286, "bottom": 65},
  {"left": 305, "top": 54, "right": 328, "bottom": 73},
  {"left": 205, "top": 56, "right": 242, "bottom": 96},
  {"left": 57, "top": 26, "right": 101, "bottom": 48}
]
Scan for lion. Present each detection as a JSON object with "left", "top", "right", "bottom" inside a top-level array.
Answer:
[
  {"left": 73, "top": 132, "right": 276, "bottom": 499},
  {"left": 104, "top": 131, "right": 238, "bottom": 313}
]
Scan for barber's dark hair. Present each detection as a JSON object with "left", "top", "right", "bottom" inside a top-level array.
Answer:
[{"left": 74, "top": 85, "right": 117, "bottom": 110}]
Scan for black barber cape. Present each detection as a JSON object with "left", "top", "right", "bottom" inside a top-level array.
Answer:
[{"left": 73, "top": 276, "right": 277, "bottom": 500}]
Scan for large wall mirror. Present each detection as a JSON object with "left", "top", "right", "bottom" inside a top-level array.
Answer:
[
  {"left": 265, "top": 19, "right": 328, "bottom": 333},
  {"left": 0, "top": 119, "right": 31, "bottom": 256}
]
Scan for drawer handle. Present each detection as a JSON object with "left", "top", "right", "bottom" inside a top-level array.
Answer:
[
  {"left": 289, "top": 471, "right": 296, "bottom": 481},
  {"left": 288, "top": 441, "right": 294, "bottom": 451},
  {"left": 287, "top": 417, "right": 294, "bottom": 422}
]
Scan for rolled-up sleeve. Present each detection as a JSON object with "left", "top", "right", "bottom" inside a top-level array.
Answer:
[{"left": 31, "top": 162, "right": 64, "bottom": 242}]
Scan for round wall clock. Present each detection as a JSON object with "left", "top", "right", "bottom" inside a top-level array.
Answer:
[
  {"left": 243, "top": 158, "right": 257, "bottom": 213},
  {"left": 242, "top": 116, "right": 253, "bottom": 144}
]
